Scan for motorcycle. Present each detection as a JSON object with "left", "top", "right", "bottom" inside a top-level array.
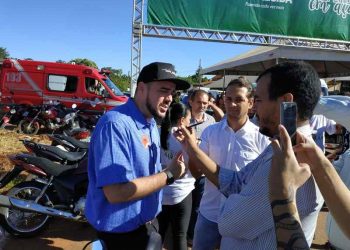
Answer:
[
  {"left": 62, "top": 128, "right": 90, "bottom": 141},
  {"left": 0, "top": 105, "right": 16, "bottom": 129},
  {"left": 17, "top": 105, "right": 44, "bottom": 135},
  {"left": 0, "top": 136, "right": 88, "bottom": 190},
  {"left": 17, "top": 103, "right": 81, "bottom": 135},
  {"left": 0, "top": 153, "right": 88, "bottom": 237},
  {"left": 77, "top": 111, "right": 101, "bottom": 131},
  {"left": 21, "top": 139, "right": 87, "bottom": 164},
  {"left": 48, "top": 134, "right": 89, "bottom": 152}
]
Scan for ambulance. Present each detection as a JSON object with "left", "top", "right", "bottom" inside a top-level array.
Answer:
[{"left": 0, "top": 59, "right": 128, "bottom": 112}]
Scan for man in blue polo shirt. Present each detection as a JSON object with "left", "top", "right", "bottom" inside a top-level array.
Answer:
[{"left": 85, "top": 62, "right": 190, "bottom": 250}]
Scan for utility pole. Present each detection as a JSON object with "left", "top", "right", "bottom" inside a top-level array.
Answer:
[{"left": 198, "top": 59, "right": 202, "bottom": 88}]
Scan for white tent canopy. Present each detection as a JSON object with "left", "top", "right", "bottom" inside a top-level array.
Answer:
[
  {"left": 205, "top": 75, "right": 257, "bottom": 89},
  {"left": 201, "top": 46, "right": 350, "bottom": 78}
]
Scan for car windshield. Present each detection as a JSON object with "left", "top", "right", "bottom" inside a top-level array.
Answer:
[{"left": 103, "top": 77, "right": 124, "bottom": 96}]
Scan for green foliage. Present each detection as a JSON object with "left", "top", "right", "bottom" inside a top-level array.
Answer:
[
  {"left": 101, "top": 67, "right": 130, "bottom": 92},
  {"left": 177, "top": 74, "right": 209, "bottom": 86},
  {"left": 69, "top": 58, "right": 98, "bottom": 69},
  {"left": 0, "top": 47, "right": 10, "bottom": 59}
]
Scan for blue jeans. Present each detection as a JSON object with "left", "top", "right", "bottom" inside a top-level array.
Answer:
[
  {"left": 192, "top": 212, "right": 221, "bottom": 250},
  {"left": 187, "top": 176, "right": 205, "bottom": 241}
]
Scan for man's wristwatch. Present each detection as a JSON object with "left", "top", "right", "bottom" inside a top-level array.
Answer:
[{"left": 164, "top": 170, "right": 175, "bottom": 185}]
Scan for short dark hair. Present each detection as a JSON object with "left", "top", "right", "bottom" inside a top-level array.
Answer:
[
  {"left": 257, "top": 61, "right": 320, "bottom": 120},
  {"left": 190, "top": 89, "right": 209, "bottom": 101},
  {"left": 225, "top": 78, "right": 253, "bottom": 98}
]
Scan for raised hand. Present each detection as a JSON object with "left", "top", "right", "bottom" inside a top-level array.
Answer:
[
  {"left": 173, "top": 125, "right": 199, "bottom": 154},
  {"left": 293, "top": 131, "right": 327, "bottom": 171},
  {"left": 167, "top": 152, "right": 187, "bottom": 180},
  {"left": 269, "top": 125, "right": 311, "bottom": 250},
  {"left": 269, "top": 125, "right": 312, "bottom": 199}
]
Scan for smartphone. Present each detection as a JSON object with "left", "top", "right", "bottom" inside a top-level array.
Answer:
[
  {"left": 280, "top": 102, "right": 297, "bottom": 145},
  {"left": 186, "top": 121, "right": 204, "bottom": 129}
]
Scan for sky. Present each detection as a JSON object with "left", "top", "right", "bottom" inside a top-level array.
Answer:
[{"left": 1, "top": 0, "right": 255, "bottom": 77}]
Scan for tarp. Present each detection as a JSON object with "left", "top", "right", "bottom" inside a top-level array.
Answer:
[
  {"left": 148, "top": 0, "right": 350, "bottom": 42},
  {"left": 201, "top": 46, "right": 350, "bottom": 77},
  {"left": 204, "top": 75, "right": 257, "bottom": 89},
  {"left": 315, "top": 95, "right": 350, "bottom": 131}
]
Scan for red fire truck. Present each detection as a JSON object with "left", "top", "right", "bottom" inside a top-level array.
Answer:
[{"left": 0, "top": 59, "right": 128, "bottom": 111}]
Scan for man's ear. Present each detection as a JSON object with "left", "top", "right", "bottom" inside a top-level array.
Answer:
[
  {"left": 248, "top": 97, "right": 254, "bottom": 109},
  {"left": 179, "top": 116, "right": 185, "bottom": 126},
  {"left": 136, "top": 82, "right": 146, "bottom": 94}
]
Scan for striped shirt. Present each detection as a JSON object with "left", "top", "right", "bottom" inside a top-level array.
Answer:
[
  {"left": 199, "top": 118, "right": 270, "bottom": 223},
  {"left": 218, "top": 124, "right": 324, "bottom": 250}
]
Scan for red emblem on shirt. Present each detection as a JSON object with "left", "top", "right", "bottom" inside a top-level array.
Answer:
[{"left": 141, "top": 134, "right": 150, "bottom": 148}]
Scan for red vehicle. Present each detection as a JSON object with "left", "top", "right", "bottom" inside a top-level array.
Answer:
[{"left": 0, "top": 59, "right": 128, "bottom": 112}]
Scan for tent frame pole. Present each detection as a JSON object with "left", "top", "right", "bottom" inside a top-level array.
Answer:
[{"left": 131, "top": 0, "right": 144, "bottom": 97}]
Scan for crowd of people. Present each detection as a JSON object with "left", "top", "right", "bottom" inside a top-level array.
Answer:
[{"left": 85, "top": 60, "right": 350, "bottom": 250}]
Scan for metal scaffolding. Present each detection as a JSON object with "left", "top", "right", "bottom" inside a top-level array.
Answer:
[
  {"left": 142, "top": 25, "right": 350, "bottom": 51},
  {"left": 130, "top": 0, "right": 143, "bottom": 97},
  {"left": 130, "top": 1, "right": 350, "bottom": 95}
]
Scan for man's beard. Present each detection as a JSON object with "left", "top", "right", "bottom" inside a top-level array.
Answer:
[
  {"left": 146, "top": 94, "right": 165, "bottom": 119},
  {"left": 259, "top": 127, "right": 273, "bottom": 138},
  {"left": 258, "top": 116, "right": 272, "bottom": 137}
]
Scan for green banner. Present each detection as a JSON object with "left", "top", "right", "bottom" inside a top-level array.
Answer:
[{"left": 147, "top": 0, "right": 350, "bottom": 42}]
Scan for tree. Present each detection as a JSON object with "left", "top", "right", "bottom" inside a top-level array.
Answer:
[
  {"left": 69, "top": 58, "right": 98, "bottom": 69},
  {"left": 177, "top": 73, "right": 209, "bottom": 86},
  {"left": 101, "top": 67, "right": 130, "bottom": 92},
  {"left": 0, "top": 47, "right": 9, "bottom": 59}
]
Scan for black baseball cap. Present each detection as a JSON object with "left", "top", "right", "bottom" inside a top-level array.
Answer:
[{"left": 137, "top": 62, "right": 191, "bottom": 90}]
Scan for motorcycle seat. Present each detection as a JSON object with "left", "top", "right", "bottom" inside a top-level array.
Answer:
[
  {"left": 22, "top": 140, "right": 86, "bottom": 163},
  {"left": 36, "top": 143, "right": 86, "bottom": 162},
  {"left": 51, "top": 134, "right": 89, "bottom": 150},
  {"left": 15, "top": 154, "right": 78, "bottom": 177}
]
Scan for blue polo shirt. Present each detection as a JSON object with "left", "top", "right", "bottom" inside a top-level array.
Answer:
[{"left": 85, "top": 99, "right": 162, "bottom": 233}]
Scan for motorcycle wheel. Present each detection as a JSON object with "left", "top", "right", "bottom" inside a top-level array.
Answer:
[
  {"left": 18, "top": 120, "right": 40, "bottom": 135},
  {"left": 0, "top": 181, "right": 52, "bottom": 237}
]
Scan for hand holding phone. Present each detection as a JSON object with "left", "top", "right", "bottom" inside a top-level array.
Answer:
[{"left": 280, "top": 102, "right": 297, "bottom": 145}]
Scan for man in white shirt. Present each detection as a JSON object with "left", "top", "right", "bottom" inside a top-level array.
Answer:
[
  {"left": 310, "top": 114, "right": 338, "bottom": 152},
  {"left": 187, "top": 89, "right": 216, "bottom": 244},
  {"left": 192, "top": 78, "right": 270, "bottom": 250},
  {"left": 176, "top": 61, "right": 324, "bottom": 249},
  {"left": 320, "top": 79, "right": 329, "bottom": 96}
]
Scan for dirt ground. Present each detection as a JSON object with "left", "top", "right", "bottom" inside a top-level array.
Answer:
[
  {"left": 0, "top": 129, "right": 330, "bottom": 250},
  {"left": 1, "top": 211, "right": 329, "bottom": 250}
]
